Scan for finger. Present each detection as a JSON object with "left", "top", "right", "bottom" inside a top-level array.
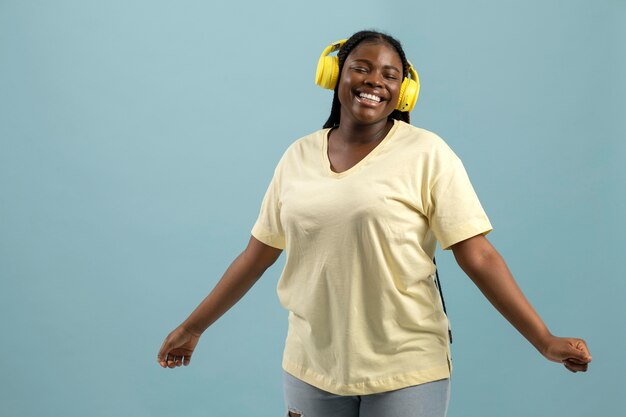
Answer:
[
  {"left": 563, "top": 359, "right": 588, "bottom": 373},
  {"left": 569, "top": 347, "right": 591, "bottom": 364},
  {"left": 567, "top": 361, "right": 589, "bottom": 372},
  {"left": 157, "top": 347, "right": 166, "bottom": 365},
  {"left": 183, "top": 355, "right": 191, "bottom": 366},
  {"left": 166, "top": 354, "right": 177, "bottom": 368},
  {"left": 574, "top": 339, "right": 592, "bottom": 362},
  {"left": 168, "top": 355, "right": 177, "bottom": 368},
  {"left": 560, "top": 338, "right": 592, "bottom": 363},
  {"left": 157, "top": 337, "right": 174, "bottom": 367},
  {"left": 175, "top": 356, "right": 183, "bottom": 367},
  {"left": 563, "top": 362, "right": 577, "bottom": 373},
  {"left": 157, "top": 347, "right": 170, "bottom": 368},
  {"left": 566, "top": 364, "right": 588, "bottom": 372}
]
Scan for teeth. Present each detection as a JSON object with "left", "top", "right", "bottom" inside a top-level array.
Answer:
[{"left": 359, "top": 92, "right": 381, "bottom": 102}]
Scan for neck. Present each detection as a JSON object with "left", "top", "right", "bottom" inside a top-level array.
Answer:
[{"left": 333, "top": 118, "right": 393, "bottom": 146}]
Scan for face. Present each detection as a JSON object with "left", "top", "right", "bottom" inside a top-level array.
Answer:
[{"left": 337, "top": 40, "right": 404, "bottom": 127}]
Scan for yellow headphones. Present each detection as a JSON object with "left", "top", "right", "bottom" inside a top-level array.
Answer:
[{"left": 315, "top": 39, "right": 420, "bottom": 112}]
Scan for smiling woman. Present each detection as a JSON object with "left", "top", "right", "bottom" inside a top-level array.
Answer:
[
  {"left": 321, "top": 32, "right": 416, "bottom": 130},
  {"left": 157, "top": 30, "right": 591, "bottom": 417},
  {"left": 337, "top": 41, "right": 403, "bottom": 125}
]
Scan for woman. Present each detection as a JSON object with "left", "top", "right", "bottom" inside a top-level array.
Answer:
[{"left": 157, "top": 30, "right": 591, "bottom": 417}]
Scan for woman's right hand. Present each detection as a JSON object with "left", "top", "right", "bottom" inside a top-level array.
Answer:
[
  {"left": 157, "top": 325, "right": 201, "bottom": 368},
  {"left": 155, "top": 238, "right": 281, "bottom": 369}
]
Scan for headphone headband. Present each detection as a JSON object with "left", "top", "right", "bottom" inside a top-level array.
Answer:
[{"left": 325, "top": 39, "right": 346, "bottom": 55}]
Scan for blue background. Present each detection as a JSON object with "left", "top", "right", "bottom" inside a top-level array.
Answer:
[{"left": 1, "top": 1, "right": 624, "bottom": 416}]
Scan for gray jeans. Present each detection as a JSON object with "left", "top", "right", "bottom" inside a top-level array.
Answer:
[{"left": 283, "top": 370, "right": 450, "bottom": 417}]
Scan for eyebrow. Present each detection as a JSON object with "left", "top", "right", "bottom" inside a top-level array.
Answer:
[{"left": 350, "top": 58, "right": 401, "bottom": 73}]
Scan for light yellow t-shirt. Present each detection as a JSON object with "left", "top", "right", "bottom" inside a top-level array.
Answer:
[{"left": 251, "top": 120, "right": 492, "bottom": 395}]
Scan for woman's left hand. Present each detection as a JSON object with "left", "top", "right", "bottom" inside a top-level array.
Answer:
[{"left": 540, "top": 335, "right": 592, "bottom": 373}]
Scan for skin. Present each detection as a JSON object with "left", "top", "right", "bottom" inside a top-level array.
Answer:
[{"left": 157, "top": 41, "right": 591, "bottom": 378}]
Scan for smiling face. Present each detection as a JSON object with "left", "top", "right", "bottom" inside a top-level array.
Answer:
[{"left": 337, "top": 40, "right": 404, "bottom": 127}]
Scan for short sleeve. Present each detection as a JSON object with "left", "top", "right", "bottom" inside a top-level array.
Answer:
[
  {"left": 428, "top": 156, "right": 493, "bottom": 250},
  {"left": 251, "top": 170, "right": 285, "bottom": 250}
]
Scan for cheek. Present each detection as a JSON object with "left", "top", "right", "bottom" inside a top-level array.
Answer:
[
  {"left": 337, "top": 78, "right": 355, "bottom": 105},
  {"left": 387, "top": 84, "right": 401, "bottom": 107},
  {"left": 337, "top": 84, "right": 350, "bottom": 107}
]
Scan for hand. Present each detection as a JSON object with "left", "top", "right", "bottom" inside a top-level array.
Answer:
[
  {"left": 541, "top": 335, "right": 592, "bottom": 373},
  {"left": 157, "top": 325, "right": 201, "bottom": 368}
]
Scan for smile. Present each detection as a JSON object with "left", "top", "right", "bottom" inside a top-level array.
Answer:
[
  {"left": 356, "top": 92, "right": 384, "bottom": 107},
  {"left": 358, "top": 92, "right": 382, "bottom": 103}
]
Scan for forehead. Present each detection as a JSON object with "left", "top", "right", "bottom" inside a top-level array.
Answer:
[{"left": 345, "top": 40, "right": 402, "bottom": 69}]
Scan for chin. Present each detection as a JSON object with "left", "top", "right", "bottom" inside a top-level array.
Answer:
[{"left": 351, "top": 111, "right": 393, "bottom": 126}]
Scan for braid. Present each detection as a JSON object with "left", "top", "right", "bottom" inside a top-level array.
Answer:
[{"left": 323, "top": 30, "right": 411, "bottom": 129}]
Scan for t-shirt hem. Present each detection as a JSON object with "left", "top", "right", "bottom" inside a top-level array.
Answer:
[
  {"left": 251, "top": 223, "right": 285, "bottom": 249},
  {"left": 440, "top": 221, "right": 493, "bottom": 251},
  {"left": 282, "top": 358, "right": 451, "bottom": 396}
]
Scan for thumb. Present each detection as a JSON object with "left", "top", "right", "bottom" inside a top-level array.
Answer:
[{"left": 157, "top": 340, "right": 172, "bottom": 367}]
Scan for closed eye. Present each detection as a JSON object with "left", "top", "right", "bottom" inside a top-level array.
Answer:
[{"left": 351, "top": 66, "right": 368, "bottom": 73}]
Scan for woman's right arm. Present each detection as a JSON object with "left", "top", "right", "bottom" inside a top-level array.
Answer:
[{"left": 157, "top": 236, "right": 283, "bottom": 368}]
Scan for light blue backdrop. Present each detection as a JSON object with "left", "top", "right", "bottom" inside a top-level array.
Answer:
[{"left": 1, "top": 1, "right": 624, "bottom": 416}]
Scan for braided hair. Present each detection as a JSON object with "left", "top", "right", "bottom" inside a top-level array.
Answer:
[{"left": 323, "top": 30, "right": 412, "bottom": 129}]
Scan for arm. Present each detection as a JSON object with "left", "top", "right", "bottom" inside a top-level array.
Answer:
[
  {"left": 450, "top": 234, "right": 591, "bottom": 373},
  {"left": 157, "top": 235, "right": 283, "bottom": 368}
]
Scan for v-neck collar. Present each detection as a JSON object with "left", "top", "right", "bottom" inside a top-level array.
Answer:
[{"left": 322, "top": 119, "right": 399, "bottom": 179}]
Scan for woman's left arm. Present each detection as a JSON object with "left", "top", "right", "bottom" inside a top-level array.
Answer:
[{"left": 450, "top": 234, "right": 592, "bottom": 373}]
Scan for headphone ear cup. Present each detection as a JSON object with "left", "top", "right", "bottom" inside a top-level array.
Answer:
[
  {"left": 395, "top": 77, "right": 419, "bottom": 112},
  {"left": 315, "top": 55, "right": 340, "bottom": 90}
]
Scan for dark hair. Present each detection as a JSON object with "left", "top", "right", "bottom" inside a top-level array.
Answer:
[{"left": 323, "top": 30, "right": 411, "bottom": 129}]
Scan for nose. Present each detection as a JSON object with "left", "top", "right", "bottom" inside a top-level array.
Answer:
[{"left": 364, "top": 70, "right": 383, "bottom": 87}]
